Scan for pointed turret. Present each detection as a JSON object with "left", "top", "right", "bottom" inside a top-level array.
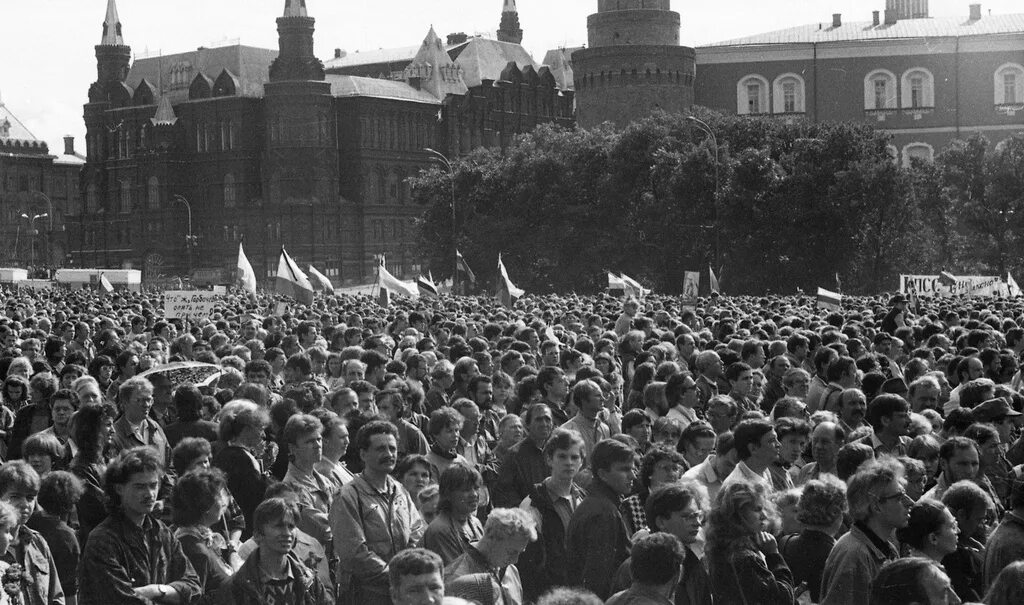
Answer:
[
  {"left": 150, "top": 95, "right": 177, "bottom": 126},
  {"left": 404, "top": 26, "right": 469, "bottom": 99},
  {"left": 282, "top": 0, "right": 308, "bottom": 18},
  {"left": 498, "top": 0, "right": 523, "bottom": 45},
  {"left": 100, "top": 0, "right": 125, "bottom": 46},
  {"left": 269, "top": 0, "right": 324, "bottom": 81}
]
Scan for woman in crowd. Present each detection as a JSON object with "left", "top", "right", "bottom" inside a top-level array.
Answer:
[
  {"left": 422, "top": 462, "right": 485, "bottom": 565},
  {"left": 395, "top": 454, "right": 433, "bottom": 505},
  {"left": 68, "top": 401, "right": 117, "bottom": 546},
  {"left": 897, "top": 500, "right": 960, "bottom": 563},
  {"left": 942, "top": 479, "right": 993, "bottom": 602},
  {"left": 779, "top": 475, "right": 847, "bottom": 603},
  {"left": 706, "top": 481, "right": 796, "bottom": 605},
  {"left": 27, "top": 470, "right": 83, "bottom": 604},
  {"left": 621, "top": 445, "right": 686, "bottom": 536},
  {"left": 212, "top": 400, "right": 272, "bottom": 540},
  {"left": 172, "top": 467, "right": 239, "bottom": 593},
  {"left": 310, "top": 408, "right": 354, "bottom": 489}
]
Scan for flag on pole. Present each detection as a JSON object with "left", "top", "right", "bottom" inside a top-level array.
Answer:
[
  {"left": 273, "top": 248, "right": 315, "bottom": 306},
  {"left": 607, "top": 272, "right": 626, "bottom": 291},
  {"left": 237, "top": 243, "right": 257, "bottom": 295},
  {"left": 99, "top": 272, "right": 114, "bottom": 294},
  {"left": 939, "top": 271, "right": 958, "bottom": 288},
  {"left": 1008, "top": 273, "right": 1022, "bottom": 297},
  {"left": 709, "top": 265, "right": 720, "bottom": 294},
  {"left": 816, "top": 287, "right": 842, "bottom": 311},
  {"left": 456, "top": 250, "right": 476, "bottom": 283},
  {"left": 620, "top": 273, "right": 649, "bottom": 299},
  {"left": 496, "top": 254, "right": 524, "bottom": 307},
  {"left": 417, "top": 274, "right": 439, "bottom": 298},
  {"left": 377, "top": 260, "right": 419, "bottom": 298},
  {"left": 307, "top": 265, "right": 334, "bottom": 293},
  {"left": 835, "top": 272, "right": 842, "bottom": 293}
]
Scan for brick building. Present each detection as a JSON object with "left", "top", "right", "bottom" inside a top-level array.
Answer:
[
  {"left": 572, "top": 0, "right": 696, "bottom": 129},
  {"left": 0, "top": 96, "right": 84, "bottom": 272},
  {"left": 72, "top": 0, "right": 573, "bottom": 284},
  {"left": 694, "top": 1, "right": 1024, "bottom": 164}
]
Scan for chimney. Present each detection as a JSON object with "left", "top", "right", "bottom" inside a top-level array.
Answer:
[
  {"left": 334, "top": 48, "right": 345, "bottom": 59},
  {"left": 447, "top": 32, "right": 468, "bottom": 46},
  {"left": 884, "top": 8, "right": 898, "bottom": 24},
  {"left": 63, "top": 136, "right": 75, "bottom": 156},
  {"left": 969, "top": 3, "right": 982, "bottom": 20},
  {"left": 873, "top": 10, "right": 881, "bottom": 25},
  {"left": 832, "top": 13, "right": 842, "bottom": 27}
]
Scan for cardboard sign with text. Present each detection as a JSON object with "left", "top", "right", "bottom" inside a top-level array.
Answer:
[{"left": 163, "top": 291, "right": 221, "bottom": 321}]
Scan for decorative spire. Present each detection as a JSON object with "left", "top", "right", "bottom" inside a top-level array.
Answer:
[
  {"left": 498, "top": 0, "right": 523, "bottom": 45},
  {"left": 282, "top": 0, "right": 308, "bottom": 18},
  {"left": 100, "top": 0, "right": 125, "bottom": 46},
  {"left": 404, "top": 26, "right": 468, "bottom": 99},
  {"left": 150, "top": 95, "right": 177, "bottom": 126}
]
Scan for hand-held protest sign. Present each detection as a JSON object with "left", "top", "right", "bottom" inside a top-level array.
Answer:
[{"left": 164, "top": 291, "right": 220, "bottom": 321}]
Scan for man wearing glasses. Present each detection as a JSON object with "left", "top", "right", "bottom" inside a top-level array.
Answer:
[{"left": 820, "top": 457, "right": 913, "bottom": 605}]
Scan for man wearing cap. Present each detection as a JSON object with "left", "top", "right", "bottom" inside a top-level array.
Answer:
[
  {"left": 880, "top": 294, "right": 908, "bottom": 334},
  {"left": 855, "top": 394, "right": 911, "bottom": 457},
  {"left": 974, "top": 398, "right": 1022, "bottom": 505}
]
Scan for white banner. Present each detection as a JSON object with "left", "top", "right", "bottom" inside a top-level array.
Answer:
[
  {"left": 163, "top": 291, "right": 221, "bottom": 320},
  {"left": 899, "top": 275, "right": 1008, "bottom": 297}
]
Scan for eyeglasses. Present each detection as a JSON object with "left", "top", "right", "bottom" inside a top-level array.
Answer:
[
  {"left": 680, "top": 511, "right": 705, "bottom": 523},
  {"left": 876, "top": 490, "right": 910, "bottom": 504}
]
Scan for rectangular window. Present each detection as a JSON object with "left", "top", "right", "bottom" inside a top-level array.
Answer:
[
  {"left": 1006, "top": 73, "right": 1018, "bottom": 104},
  {"left": 783, "top": 82, "right": 796, "bottom": 113},
  {"left": 747, "top": 84, "right": 761, "bottom": 114},
  {"left": 874, "top": 79, "right": 888, "bottom": 109},
  {"left": 911, "top": 77, "right": 924, "bottom": 108}
]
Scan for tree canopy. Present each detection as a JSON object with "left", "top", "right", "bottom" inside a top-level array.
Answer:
[{"left": 409, "top": 109, "right": 1024, "bottom": 295}]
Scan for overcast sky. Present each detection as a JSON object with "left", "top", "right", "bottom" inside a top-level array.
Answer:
[{"left": 1, "top": 0, "right": 1018, "bottom": 152}]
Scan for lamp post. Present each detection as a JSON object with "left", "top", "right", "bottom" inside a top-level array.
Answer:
[
  {"left": 34, "top": 192, "right": 54, "bottom": 271},
  {"left": 20, "top": 212, "right": 47, "bottom": 268},
  {"left": 686, "top": 116, "right": 721, "bottom": 273},
  {"left": 424, "top": 147, "right": 457, "bottom": 293},
  {"left": 172, "top": 195, "right": 194, "bottom": 276}
]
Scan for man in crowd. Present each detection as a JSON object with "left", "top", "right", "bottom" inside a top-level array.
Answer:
[{"left": 493, "top": 403, "right": 553, "bottom": 507}]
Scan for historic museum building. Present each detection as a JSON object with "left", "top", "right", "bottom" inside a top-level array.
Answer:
[
  {"left": 694, "top": 0, "right": 1024, "bottom": 165},
  {"left": 72, "top": 0, "right": 574, "bottom": 283}
]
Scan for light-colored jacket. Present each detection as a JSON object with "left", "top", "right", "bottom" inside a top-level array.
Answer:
[
  {"left": 820, "top": 524, "right": 895, "bottom": 605},
  {"left": 329, "top": 474, "right": 424, "bottom": 604}
]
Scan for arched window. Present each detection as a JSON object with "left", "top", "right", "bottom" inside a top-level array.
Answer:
[
  {"left": 864, "top": 69, "right": 898, "bottom": 110},
  {"left": 736, "top": 75, "right": 769, "bottom": 115},
  {"left": 901, "top": 68, "right": 935, "bottom": 109},
  {"left": 994, "top": 63, "right": 1024, "bottom": 105},
  {"left": 772, "top": 73, "right": 806, "bottom": 114},
  {"left": 147, "top": 176, "right": 160, "bottom": 209},
  {"left": 902, "top": 143, "right": 934, "bottom": 167},
  {"left": 119, "top": 180, "right": 132, "bottom": 213},
  {"left": 224, "top": 173, "right": 236, "bottom": 207}
]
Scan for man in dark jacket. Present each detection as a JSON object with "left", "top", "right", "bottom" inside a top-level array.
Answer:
[
  {"left": 78, "top": 446, "right": 201, "bottom": 604},
  {"left": 566, "top": 438, "right": 635, "bottom": 600},
  {"left": 518, "top": 428, "right": 587, "bottom": 602}
]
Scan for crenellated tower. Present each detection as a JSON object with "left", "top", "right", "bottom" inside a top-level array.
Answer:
[
  {"left": 497, "top": 0, "right": 524, "bottom": 45},
  {"left": 572, "top": 0, "right": 696, "bottom": 128}
]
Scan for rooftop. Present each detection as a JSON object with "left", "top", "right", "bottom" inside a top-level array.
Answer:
[
  {"left": 450, "top": 37, "right": 539, "bottom": 87},
  {"left": 324, "top": 45, "right": 424, "bottom": 71},
  {"left": 326, "top": 75, "right": 442, "bottom": 105},
  {"left": 126, "top": 45, "right": 278, "bottom": 103},
  {"left": 701, "top": 13, "right": 1024, "bottom": 47},
  {"left": 0, "top": 98, "right": 41, "bottom": 143}
]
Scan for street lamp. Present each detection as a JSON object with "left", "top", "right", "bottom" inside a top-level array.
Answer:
[
  {"left": 424, "top": 147, "right": 457, "bottom": 292},
  {"left": 686, "top": 116, "right": 721, "bottom": 274},
  {"left": 172, "top": 195, "right": 194, "bottom": 276},
  {"left": 20, "top": 212, "right": 47, "bottom": 268}
]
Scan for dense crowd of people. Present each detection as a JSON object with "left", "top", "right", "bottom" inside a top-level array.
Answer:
[{"left": 1, "top": 285, "right": 1024, "bottom": 604}]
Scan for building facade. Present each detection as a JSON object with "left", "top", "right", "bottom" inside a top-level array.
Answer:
[
  {"left": 72, "top": 0, "right": 573, "bottom": 284},
  {"left": 694, "top": 1, "right": 1024, "bottom": 164},
  {"left": 572, "top": 0, "right": 697, "bottom": 129},
  {"left": 0, "top": 97, "right": 84, "bottom": 272}
]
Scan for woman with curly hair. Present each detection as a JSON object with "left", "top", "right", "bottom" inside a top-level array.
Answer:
[
  {"left": 172, "top": 467, "right": 239, "bottom": 593},
  {"left": 621, "top": 445, "right": 685, "bottom": 536},
  {"left": 779, "top": 475, "right": 848, "bottom": 602},
  {"left": 68, "top": 401, "right": 118, "bottom": 546},
  {"left": 706, "top": 480, "right": 796, "bottom": 605}
]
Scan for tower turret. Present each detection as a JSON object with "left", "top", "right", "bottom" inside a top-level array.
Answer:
[
  {"left": 93, "top": 0, "right": 131, "bottom": 93},
  {"left": 269, "top": 0, "right": 325, "bottom": 82},
  {"left": 497, "top": 0, "right": 524, "bottom": 45},
  {"left": 572, "top": 0, "right": 696, "bottom": 128}
]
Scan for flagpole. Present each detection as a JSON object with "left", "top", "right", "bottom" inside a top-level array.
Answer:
[{"left": 425, "top": 147, "right": 456, "bottom": 295}]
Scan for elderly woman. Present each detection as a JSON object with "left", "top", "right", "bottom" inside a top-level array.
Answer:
[
  {"left": 212, "top": 400, "right": 272, "bottom": 541},
  {"left": 311, "top": 408, "right": 354, "bottom": 489},
  {"left": 172, "top": 467, "right": 239, "bottom": 593},
  {"left": 706, "top": 481, "right": 796, "bottom": 605},
  {"left": 422, "top": 462, "right": 485, "bottom": 565},
  {"left": 445, "top": 507, "right": 537, "bottom": 605},
  {"left": 779, "top": 475, "right": 848, "bottom": 603}
]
